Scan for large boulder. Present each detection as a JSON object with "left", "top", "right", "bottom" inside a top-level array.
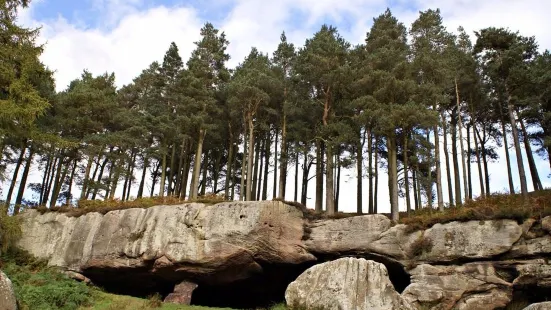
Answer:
[
  {"left": 524, "top": 302, "right": 551, "bottom": 310},
  {"left": 0, "top": 271, "right": 17, "bottom": 310},
  {"left": 17, "top": 201, "right": 315, "bottom": 284},
  {"left": 285, "top": 257, "right": 413, "bottom": 310},
  {"left": 402, "top": 263, "right": 512, "bottom": 310},
  {"left": 417, "top": 220, "right": 523, "bottom": 262}
]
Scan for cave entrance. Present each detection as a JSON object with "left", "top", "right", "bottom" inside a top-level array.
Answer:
[
  {"left": 191, "top": 262, "right": 315, "bottom": 309},
  {"left": 502, "top": 284, "right": 551, "bottom": 309}
]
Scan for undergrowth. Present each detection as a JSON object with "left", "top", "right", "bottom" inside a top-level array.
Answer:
[
  {"left": 30, "top": 194, "right": 228, "bottom": 218},
  {"left": 400, "top": 190, "right": 551, "bottom": 232},
  {"left": 1, "top": 247, "right": 93, "bottom": 310},
  {"left": 0, "top": 206, "right": 22, "bottom": 251}
]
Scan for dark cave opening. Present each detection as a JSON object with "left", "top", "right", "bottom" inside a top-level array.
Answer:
[
  {"left": 502, "top": 284, "right": 551, "bottom": 309},
  {"left": 81, "top": 256, "right": 411, "bottom": 309},
  {"left": 190, "top": 262, "right": 316, "bottom": 309}
]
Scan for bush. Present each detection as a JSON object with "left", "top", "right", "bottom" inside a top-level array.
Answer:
[
  {"left": 0, "top": 207, "right": 22, "bottom": 251},
  {"left": 1, "top": 250, "right": 93, "bottom": 310}
]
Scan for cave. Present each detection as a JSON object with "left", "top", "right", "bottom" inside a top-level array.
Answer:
[
  {"left": 81, "top": 256, "right": 411, "bottom": 309},
  {"left": 501, "top": 284, "right": 551, "bottom": 309}
]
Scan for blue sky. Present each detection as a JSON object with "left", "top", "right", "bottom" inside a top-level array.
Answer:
[{"left": 7, "top": 0, "right": 551, "bottom": 211}]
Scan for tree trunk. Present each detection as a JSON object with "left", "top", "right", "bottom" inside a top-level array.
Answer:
[
  {"left": 262, "top": 133, "right": 270, "bottom": 200},
  {"left": 388, "top": 134, "right": 399, "bottom": 221},
  {"left": 473, "top": 126, "right": 485, "bottom": 197},
  {"left": 506, "top": 93, "right": 528, "bottom": 198},
  {"left": 368, "top": 129, "right": 374, "bottom": 214},
  {"left": 357, "top": 129, "right": 363, "bottom": 214},
  {"left": 325, "top": 143, "right": 335, "bottom": 215},
  {"left": 335, "top": 151, "right": 341, "bottom": 212},
  {"left": 519, "top": 118, "right": 542, "bottom": 191},
  {"left": 455, "top": 79, "right": 469, "bottom": 202},
  {"left": 190, "top": 129, "right": 206, "bottom": 200},
  {"left": 246, "top": 116, "right": 255, "bottom": 201},
  {"left": 499, "top": 110, "right": 515, "bottom": 194},
  {"left": 150, "top": 161, "right": 160, "bottom": 198},
  {"left": 167, "top": 145, "right": 176, "bottom": 195},
  {"left": 466, "top": 124, "right": 473, "bottom": 200},
  {"left": 65, "top": 159, "right": 77, "bottom": 206},
  {"left": 137, "top": 156, "right": 148, "bottom": 199},
  {"left": 80, "top": 153, "right": 94, "bottom": 200},
  {"left": 86, "top": 156, "right": 100, "bottom": 199},
  {"left": 413, "top": 168, "right": 419, "bottom": 210},
  {"left": 175, "top": 138, "right": 186, "bottom": 198},
  {"left": 126, "top": 152, "right": 136, "bottom": 201},
  {"left": 278, "top": 112, "right": 288, "bottom": 199},
  {"left": 315, "top": 140, "right": 324, "bottom": 212},
  {"left": 301, "top": 148, "right": 310, "bottom": 206},
  {"left": 404, "top": 134, "right": 411, "bottom": 213},
  {"left": 252, "top": 139, "right": 261, "bottom": 200},
  {"left": 200, "top": 151, "right": 208, "bottom": 197},
  {"left": 159, "top": 149, "right": 167, "bottom": 198},
  {"left": 442, "top": 114, "right": 454, "bottom": 207},
  {"left": 240, "top": 126, "right": 247, "bottom": 201},
  {"left": 5, "top": 147, "right": 26, "bottom": 209},
  {"left": 294, "top": 149, "right": 299, "bottom": 202},
  {"left": 374, "top": 137, "right": 379, "bottom": 214},
  {"left": 225, "top": 133, "right": 234, "bottom": 200},
  {"left": 15, "top": 145, "right": 34, "bottom": 210},
  {"left": 479, "top": 127, "right": 491, "bottom": 195},
  {"left": 451, "top": 108, "right": 462, "bottom": 207},
  {"left": 180, "top": 152, "right": 191, "bottom": 200},
  {"left": 256, "top": 139, "right": 264, "bottom": 200},
  {"left": 50, "top": 157, "right": 69, "bottom": 208},
  {"left": 43, "top": 156, "right": 58, "bottom": 205},
  {"left": 273, "top": 128, "right": 278, "bottom": 199},
  {"left": 434, "top": 118, "right": 444, "bottom": 211},
  {"left": 39, "top": 153, "right": 52, "bottom": 204}
]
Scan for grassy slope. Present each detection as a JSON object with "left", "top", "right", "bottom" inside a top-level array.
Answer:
[{"left": 80, "top": 291, "right": 234, "bottom": 310}]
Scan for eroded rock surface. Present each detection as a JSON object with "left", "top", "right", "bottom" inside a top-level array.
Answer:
[
  {"left": 164, "top": 281, "right": 198, "bottom": 305},
  {"left": 402, "top": 263, "right": 512, "bottom": 310},
  {"left": 285, "top": 257, "right": 413, "bottom": 310},
  {"left": 524, "top": 302, "right": 551, "bottom": 310},
  {"left": 0, "top": 271, "right": 17, "bottom": 310},
  {"left": 18, "top": 201, "right": 314, "bottom": 284}
]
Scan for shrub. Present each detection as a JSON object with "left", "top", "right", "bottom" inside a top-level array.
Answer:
[
  {"left": 408, "top": 234, "right": 434, "bottom": 258},
  {"left": 0, "top": 207, "right": 22, "bottom": 251}
]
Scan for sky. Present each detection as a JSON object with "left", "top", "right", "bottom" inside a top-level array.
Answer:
[{"left": 4, "top": 0, "right": 551, "bottom": 213}]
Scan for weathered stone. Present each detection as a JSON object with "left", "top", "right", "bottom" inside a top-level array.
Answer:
[
  {"left": 524, "top": 302, "right": 551, "bottom": 310},
  {"left": 418, "top": 220, "right": 523, "bottom": 262},
  {"left": 18, "top": 201, "right": 315, "bottom": 284},
  {"left": 305, "top": 215, "right": 420, "bottom": 260},
  {"left": 163, "top": 281, "right": 198, "bottom": 305},
  {"left": 285, "top": 258, "right": 413, "bottom": 310},
  {"left": 402, "top": 263, "right": 512, "bottom": 310},
  {"left": 0, "top": 271, "right": 17, "bottom": 310},
  {"left": 513, "top": 259, "right": 551, "bottom": 288},
  {"left": 521, "top": 218, "right": 538, "bottom": 239},
  {"left": 63, "top": 271, "right": 92, "bottom": 284},
  {"left": 541, "top": 216, "right": 551, "bottom": 233},
  {"left": 508, "top": 235, "right": 551, "bottom": 258}
]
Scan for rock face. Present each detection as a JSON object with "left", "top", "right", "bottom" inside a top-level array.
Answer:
[
  {"left": 524, "top": 302, "right": 551, "bottom": 310},
  {"left": 163, "top": 281, "right": 198, "bottom": 305},
  {"left": 16, "top": 202, "right": 551, "bottom": 309},
  {"left": 285, "top": 258, "right": 413, "bottom": 310},
  {"left": 18, "top": 201, "right": 314, "bottom": 285},
  {"left": 402, "top": 263, "right": 512, "bottom": 310},
  {"left": 0, "top": 271, "right": 17, "bottom": 310}
]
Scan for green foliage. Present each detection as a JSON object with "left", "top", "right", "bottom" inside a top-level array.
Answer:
[
  {"left": 0, "top": 208, "right": 22, "bottom": 251},
  {"left": 1, "top": 251, "right": 93, "bottom": 310}
]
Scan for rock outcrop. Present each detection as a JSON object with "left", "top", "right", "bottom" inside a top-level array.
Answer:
[
  {"left": 285, "top": 258, "right": 413, "bottom": 310},
  {"left": 0, "top": 271, "right": 17, "bottom": 310},
  {"left": 524, "top": 302, "right": 551, "bottom": 310},
  {"left": 15, "top": 203, "right": 551, "bottom": 309},
  {"left": 18, "top": 201, "right": 314, "bottom": 285},
  {"left": 402, "top": 263, "right": 512, "bottom": 310}
]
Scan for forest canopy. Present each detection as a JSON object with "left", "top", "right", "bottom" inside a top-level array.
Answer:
[{"left": 1, "top": 1, "right": 550, "bottom": 221}]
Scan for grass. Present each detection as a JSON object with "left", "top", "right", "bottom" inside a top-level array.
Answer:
[
  {"left": 30, "top": 194, "right": 229, "bottom": 218},
  {"left": 399, "top": 190, "right": 551, "bottom": 232}
]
